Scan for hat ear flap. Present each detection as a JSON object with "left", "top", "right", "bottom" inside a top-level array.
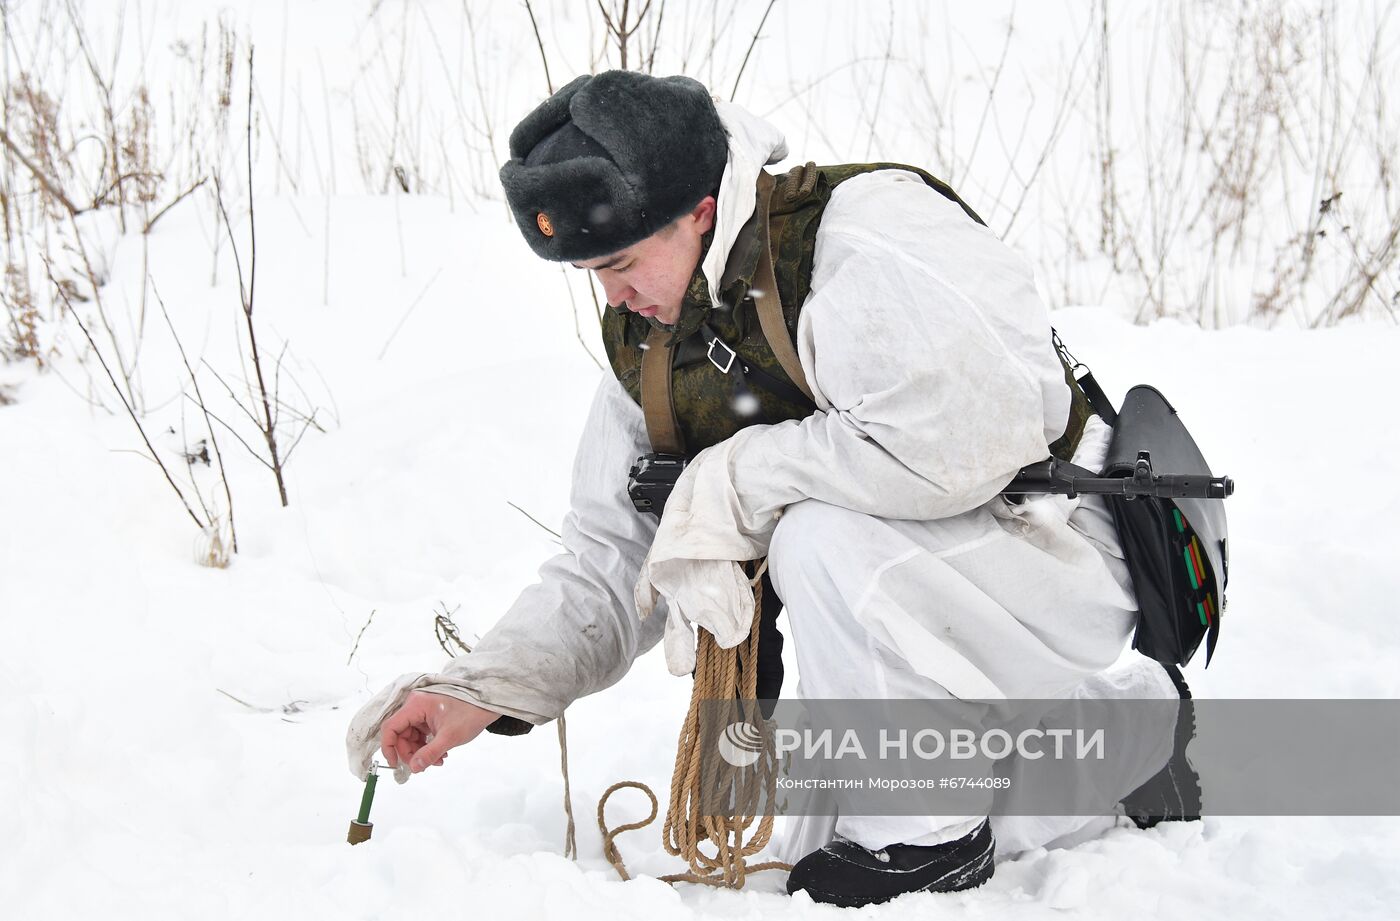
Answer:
[
  {"left": 508, "top": 74, "right": 591, "bottom": 160},
  {"left": 499, "top": 154, "right": 644, "bottom": 262}
]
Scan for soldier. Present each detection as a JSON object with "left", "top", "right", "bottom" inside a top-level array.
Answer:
[{"left": 347, "top": 71, "right": 1190, "bottom": 908}]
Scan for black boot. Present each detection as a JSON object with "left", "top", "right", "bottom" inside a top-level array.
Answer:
[
  {"left": 786, "top": 818, "right": 995, "bottom": 908},
  {"left": 1121, "top": 663, "right": 1202, "bottom": 829}
]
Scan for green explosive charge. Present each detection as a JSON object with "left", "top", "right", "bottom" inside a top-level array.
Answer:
[{"left": 348, "top": 764, "right": 380, "bottom": 845}]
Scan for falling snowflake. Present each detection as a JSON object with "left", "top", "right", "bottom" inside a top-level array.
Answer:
[{"left": 734, "top": 393, "right": 761, "bottom": 417}]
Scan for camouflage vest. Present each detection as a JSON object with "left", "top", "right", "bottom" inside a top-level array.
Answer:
[{"left": 601, "top": 162, "right": 1091, "bottom": 462}]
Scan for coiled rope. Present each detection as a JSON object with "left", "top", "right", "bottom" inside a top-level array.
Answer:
[
  {"left": 438, "top": 563, "right": 791, "bottom": 888},
  {"left": 596, "top": 559, "right": 792, "bottom": 888}
]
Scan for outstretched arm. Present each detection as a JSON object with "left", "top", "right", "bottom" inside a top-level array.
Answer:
[{"left": 349, "top": 376, "right": 667, "bottom": 780}]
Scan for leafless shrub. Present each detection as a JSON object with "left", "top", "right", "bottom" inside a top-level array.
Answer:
[
  {"left": 153, "top": 43, "right": 325, "bottom": 512},
  {"left": 595, "top": 0, "right": 655, "bottom": 72},
  {"left": 2, "top": 260, "right": 45, "bottom": 365},
  {"left": 153, "top": 281, "right": 239, "bottom": 557},
  {"left": 211, "top": 155, "right": 307, "bottom": 510},
  {"left": 46, "top": 256, "right": 209, "bottom": 532},
  {"left": 4, "top": 0, "right": 1396, "bottom": 439},
  {"left": 1, "top": 4, "right": 239, "bottom": 380},
  {"left": 1082, "top": 0, "right": 1400, "bottom": 327},
  {"left": 2, "top": 75, "right": 78, "bottom": 219}
]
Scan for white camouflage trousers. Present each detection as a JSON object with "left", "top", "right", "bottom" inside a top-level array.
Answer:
[{"left": 767, "top": 418, "right": 1180, "bottom": 860}]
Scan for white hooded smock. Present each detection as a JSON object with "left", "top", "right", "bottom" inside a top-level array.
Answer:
[{"left": 346, "top": 103, "right": 1151, "bottom": 811}]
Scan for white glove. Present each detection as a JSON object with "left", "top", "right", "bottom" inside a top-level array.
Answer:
[
  {"left": 345, "top": 672, "right": 425, "bottom": 783},
  {"left": 635, "top": 553, "right": 757, "bottom": 675},
  {"left": 632, "top": 440, "right": 774, "bottom": 676}
]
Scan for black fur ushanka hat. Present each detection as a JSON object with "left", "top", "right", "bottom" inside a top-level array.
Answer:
[{"left": 499, "top": 71, "right": 729, "bottom": 262}]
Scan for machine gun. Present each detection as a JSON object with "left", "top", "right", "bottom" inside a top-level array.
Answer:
[
  {"left": 1003, "top": 452, "right": 1234, "bottom": 501},
  {"left": 1004, "top": 384, "right": 1234, "bottom": 667}
]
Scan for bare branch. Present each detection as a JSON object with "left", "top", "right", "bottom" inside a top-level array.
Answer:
[
  {"left": 523, "top": 0, "right": 554, "bottom": 95},
  {"left": 202, "top": 360, "right": 266, "bottom": 430},
  {"left": 144, "top": 176, "right": 208, "bottom": 235},
  {"left": 281, "top": 410, "right": 320, "bottom": 464},
  {"left": 0, "top": 126, "right": 80, "bottom": 215},
  {"left": 378, "top": 267, "right": 443, "bottom": 360},
  {"left": 507, "top": 500, "right": 563, "bottom": 541},
  {"left": 154, "top": 281, "right": 240, "bottom": 554},
  {"left": 212, "top": 175, "right": 250, "bottom": 311},
  {"left": 45, "top": 258, "right": 206, "bottom": 531},
  {"left": 645, "top": 0, "right": 667, "bottom": 73},
  {"left": 560, "top": 266, "right": 605, "bottom": 372},
  {"left": 347, "top": 610, "right": 376, "bottom": 666},
  {"left": 270, "top": 392, "right": 326, "bottom": 431},
  {"left": 586, "top": 272, "right": 605, "bottom": 328},
  {"left": 236, "top": 45, "right": 288, "bottom": 506},
  {"left": 196, "top": 399, "right": 276, "bottom": 472},
  {"left": 730, "top": 0, "right": 777, "bottom": 102}
]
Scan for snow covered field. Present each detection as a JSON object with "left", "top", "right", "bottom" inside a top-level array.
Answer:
[
  {"left": 4, "top": 190, "right": 1399, "bottom": 919},
  {"left": 3, "top": 1, "right": 1400, "bottom": 919}
]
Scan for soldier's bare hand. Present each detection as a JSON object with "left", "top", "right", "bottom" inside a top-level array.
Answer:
[{"left": 379, "top": 691, "right": 499, "bottom": 774}]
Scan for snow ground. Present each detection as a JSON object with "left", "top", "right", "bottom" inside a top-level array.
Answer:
[
  {"left": 3, "top": 188, "right": 1400, "bottom": 919},
  {"left": 4, "top": 0, "right": 1400, "bottom": 915}
]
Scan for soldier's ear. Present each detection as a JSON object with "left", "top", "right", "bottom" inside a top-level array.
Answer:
[{"left": 688, "top": 195, "right": 718, "bottom": 235}]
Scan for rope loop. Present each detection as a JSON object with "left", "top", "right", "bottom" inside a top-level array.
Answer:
[
  {"left": 594, "top": 558, "right": 792, "bottom": 889},
  {"left": 597, "top": 781, "right": 659, "bottom": 881}
]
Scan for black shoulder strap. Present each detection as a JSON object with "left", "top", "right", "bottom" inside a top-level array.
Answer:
[{"left": 1052, "top": 328, "right": 1118, "bottom": 426}]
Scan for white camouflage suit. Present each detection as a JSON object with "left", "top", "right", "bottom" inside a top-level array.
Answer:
[{"left": 347, "top": 100, "right": 1179, "bottom": 861}]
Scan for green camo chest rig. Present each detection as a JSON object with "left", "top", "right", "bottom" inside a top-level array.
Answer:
[{"left": 601, "top": 162, "right": 1091, "bottom": 461}]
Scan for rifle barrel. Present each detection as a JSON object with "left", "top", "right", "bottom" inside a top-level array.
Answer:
[{"left": 1004, "top": 461, "right": 1234, "bottom": 500}]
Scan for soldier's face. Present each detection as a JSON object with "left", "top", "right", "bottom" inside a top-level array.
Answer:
[{"left": 573, "top": 196, "right": 717, "bottom": 326}]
